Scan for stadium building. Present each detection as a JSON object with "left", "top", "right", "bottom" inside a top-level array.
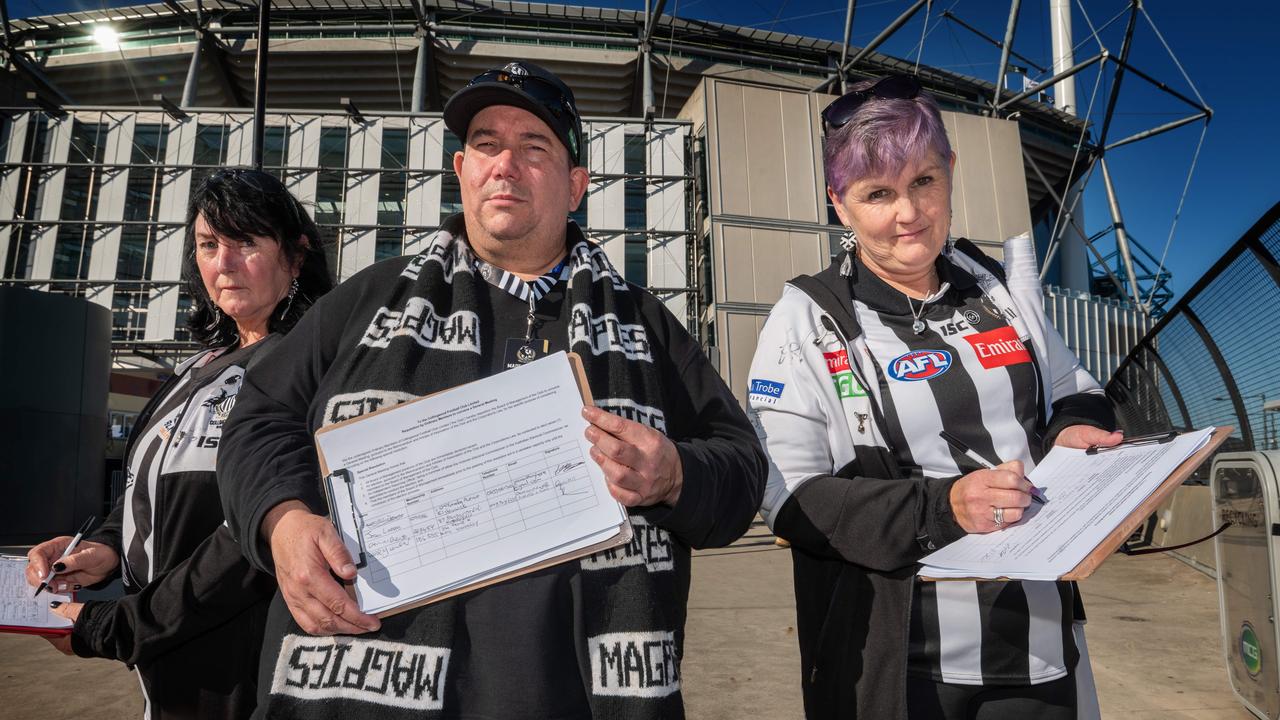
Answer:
[{"left": 0, "top": 0, "right": 1150, "bottom": 503}]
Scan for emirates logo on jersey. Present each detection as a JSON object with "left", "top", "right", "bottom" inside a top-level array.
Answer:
[
  {"left": 823, "top": 350, "right": 851, "bottom": 374},
  {"left": 965, "top": 326, "right": 1032, "bottom": 369}
]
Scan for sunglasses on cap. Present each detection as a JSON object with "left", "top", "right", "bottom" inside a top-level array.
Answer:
[
  {"left": 820, "top": 74, "right": 923, "bottom": 136},
  {"left": 467, "top": 69, "right": 581, "bottom": 151}
]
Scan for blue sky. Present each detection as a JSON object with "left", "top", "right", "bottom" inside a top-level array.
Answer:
[{"left": 7, "top": 0, "right": 1276, "bottom": 304}]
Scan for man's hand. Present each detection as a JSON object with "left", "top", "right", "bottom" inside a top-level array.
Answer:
[
  {"left": 262, "top": 500, "right": 381, "bottom": 636},
  {"left": 44, "top": 601, "right": 82, "bottom": 655},
  {"left": 1055, "top": 425, "right": 1124, "bottom": 450},
  {"left": 950, "top": 460, "right": 1033, "bottom": 534},
  {"left": 582, "top": 406, "right": 683, "bottom": 507},
  {"left": 26, "top": 538, "right": 118, "bottom": 591}
]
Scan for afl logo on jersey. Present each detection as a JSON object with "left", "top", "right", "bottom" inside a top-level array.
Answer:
[{"left": 888, "top": 349, "right": 952, "bottom": 382}]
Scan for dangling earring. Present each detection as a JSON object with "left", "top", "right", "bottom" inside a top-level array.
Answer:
[
  {"left": 279, "top": 277, "right": 299, "bottom": 320},
  {"left": 204, "top": 304, "right": 223, "bottom": 331},
  {"left": 839, "top": 228, "right": 858, "bottom": 252}
]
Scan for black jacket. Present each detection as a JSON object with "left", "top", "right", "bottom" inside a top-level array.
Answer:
[{"left": 75, "top": 342, "right": 277, "bottom": 719}]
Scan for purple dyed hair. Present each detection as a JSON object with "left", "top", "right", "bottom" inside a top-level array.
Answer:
[{"left": 822, "top": 78, "right": 952, "bottom": 197}]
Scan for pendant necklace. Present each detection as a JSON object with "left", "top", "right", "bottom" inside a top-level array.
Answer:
[{"left": 906, "top": 294, "right": 928, "bottom": 335}]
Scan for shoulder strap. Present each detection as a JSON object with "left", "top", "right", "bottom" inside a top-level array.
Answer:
[{"left": 789, "top": 263, "right": 862, "bottom": 341}]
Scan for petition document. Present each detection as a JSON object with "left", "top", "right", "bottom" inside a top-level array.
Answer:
[
  {"left": 0, "top": 556, "right": 72, "bottom": 633},
  {"left": 317, "top": 352, "right": 628, "bottom": 615},
  {"left": 919, "top": 428, "right": 1214, "bottom": 581}
]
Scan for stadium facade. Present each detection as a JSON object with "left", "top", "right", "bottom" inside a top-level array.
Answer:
[{"left": 0, "top": 0, "right": 1150, "bottom": 439}]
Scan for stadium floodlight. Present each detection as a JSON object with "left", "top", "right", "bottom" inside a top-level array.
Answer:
[{"left": 93, "top": 24, "right": 120, "bottom": 51}]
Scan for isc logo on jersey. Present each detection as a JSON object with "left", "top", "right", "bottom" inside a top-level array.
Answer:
[
  {"left": 823, "top": 350, "right": 867, "bottom": 398},
  {"left": 965, "top": 326, "right": 1032, "bottom": 369},
  {"left": 888, "top": 350, "right": 952, "bottom": 382}
]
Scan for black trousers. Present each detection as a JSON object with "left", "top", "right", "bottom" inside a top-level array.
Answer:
[{"left": 906, "top": 673, "right": 1076, "bottom": 720}]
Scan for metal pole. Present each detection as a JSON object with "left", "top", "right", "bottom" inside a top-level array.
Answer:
[
  {"left": 642, "top": 0, "right": 654, "bottom": 115},
  {"left": 1099, "top": 157, "right": 1142, "bottom": 306},
  {"left": 251, "top": 0, "right": 270, "bottom": 170},
  {"left": 1095, "top": 1, "right": 1141, "bottom": 149},
  {"left": 1104, "top": 111, "right": 1209, "bottom": 152},
  {"left": 411, "top": 30, "right": 429, "bottom": 112},
  {"left": 996, "top": 51, "right": 1105, "bottom": 110},
  {"left": 813, "top": 0, "right": 928, "bottom": 93},
  {"left": 1049, "top": 0, "right": 1076, "bottom": 115},
  {"left": 182, "top": 36, "right": 204, "bottom": 108},
  {"left": 992, "top": 0, "right": 1022, "bottom": 110},
  {"left": 838, "top": 0, "right": 857, "bottom": 94},
  {"left": 940, "top": 10, "right": 1046, "bottom": 74}
]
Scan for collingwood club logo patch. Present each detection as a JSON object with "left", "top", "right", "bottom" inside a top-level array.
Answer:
[
  {"left": 589, "top": 631, "right": 681, "bottom": 698},
  {"left": 271, "top": 635, "right": 450, "bottom": 711}
]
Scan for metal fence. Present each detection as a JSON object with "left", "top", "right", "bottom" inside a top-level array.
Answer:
[{"left": 1107, "top": 201, "right": 1280, "bottom": 475}]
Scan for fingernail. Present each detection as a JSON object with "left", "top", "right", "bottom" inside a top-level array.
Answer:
[
  {"left": 49, "top": 601, "right": 62, "bottom": 609},
  {"left": 581, "top": 406, "right": 592, "bottom": 418},
  {"left": 73, "top": 584, "right": 82, "bottom": 591},
  {"left": 341, "top": 564, "right": 357, "bottom": 576},
  {"left": 53, "top": 562, "right": 66, "bottom": 573}
]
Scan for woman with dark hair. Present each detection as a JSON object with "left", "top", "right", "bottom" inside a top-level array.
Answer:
[
  {"left": 25, "top": 168, "right": 332, "bottom": 719},
  {"left": 748, "top": 76, "right": 1121, "bottom": 719}
]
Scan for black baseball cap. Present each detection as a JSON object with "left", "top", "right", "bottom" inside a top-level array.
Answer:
[{"left": 443, "top": 61, "right": 584, "bottom": 166}]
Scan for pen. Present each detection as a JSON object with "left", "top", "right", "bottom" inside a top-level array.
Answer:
[
  {"left": 938, "top": 431, "right": 1046, "bottom": 505},
  {"left": 33, "top": 515, "right": 96, "bottom": 598}
]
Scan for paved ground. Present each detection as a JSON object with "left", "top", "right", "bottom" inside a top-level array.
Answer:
[{"left": 0, "top": 525, "right": 1257, "bottom": 718}]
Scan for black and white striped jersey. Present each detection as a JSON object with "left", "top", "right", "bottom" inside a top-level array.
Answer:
[{"left": 848, "top": 255, "right": 1077, "bottom": 686}]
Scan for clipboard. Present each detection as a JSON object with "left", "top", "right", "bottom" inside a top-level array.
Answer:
[
  {"left": 316, "top": 352, "right": 633, "bottom": 619},
  {"left": 0, "top": 555, "right": 75, "bottom": 636},
  {"left": 920, "top": 426, "right": 1233, "bottom": 582}
]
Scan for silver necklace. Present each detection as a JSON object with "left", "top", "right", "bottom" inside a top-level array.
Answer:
[{"left": 906, "top": 293, "right": 929, "bottom": 335}]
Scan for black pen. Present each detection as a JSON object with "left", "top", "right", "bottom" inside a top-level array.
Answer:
[
  {"left": 939, "top": 431, "right": 1047, "bottom": 505},
  {"left": 33, "top": 515, "right": 95, "bottom": 598}
]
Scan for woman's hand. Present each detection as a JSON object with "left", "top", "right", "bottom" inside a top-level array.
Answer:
[
  {"left": 950, "top": 461, "right": 1033, "bottom": 534},
  {"left": 1054, "top": 425, "right": 1124, "bottom": 450},
  {"left": 263, "top": 501, "right": 381, "bottom": 636},
  {"left": 42, "top": 602, "right": 83, "bottom": 655},
  {"left": 25, "top": 538, "right": 119, "bottom": 591}
]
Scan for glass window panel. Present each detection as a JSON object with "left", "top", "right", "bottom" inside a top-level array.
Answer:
[
  {"left": 315, "top": 127, "right": 349, "bottom": 271},
  {"left": 263, "top": 126, "right": 288, "bottom": 178},
  {"left": 111, "top": 288, "right": 149, "bottom": 341},
  {"left": 174, "top": 291, "right": 193, "bottom": 342},
  {"left": 624, "top": 134, "right": 646, "bottom": 230},
  {"left": 5, "top": 119, "right": 49, "bottom": 278},
  {"left": 53, "top": 121, "right": 107, "bottom": 282},
  {"left": 625, "top": 234, "right": 647, "bottom": 286},
  {"left": 440, "top": 131, "right": 463, "bottom": 218},
  {"left": 191, "top": 124, "right": 228, "bottom": 192}
]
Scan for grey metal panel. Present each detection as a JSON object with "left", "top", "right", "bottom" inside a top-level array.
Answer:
[
  {"left": 714, "top": 222, "right": 825, "bottom": 306},
  {"left": 718, "top": 307, "right": 769, "bottom": 407}
]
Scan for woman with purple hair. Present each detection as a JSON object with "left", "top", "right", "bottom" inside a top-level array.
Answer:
[{"left": 746, "top": 75, "right": 1122, "bottom": 719}]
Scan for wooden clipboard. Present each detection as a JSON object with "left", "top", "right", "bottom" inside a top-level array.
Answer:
[
  {"left": 314, "top": 352, "right": 633, "bottom": 619},
  {"left": 921, "top": 426, "right": 1233, "bottom": 582}
]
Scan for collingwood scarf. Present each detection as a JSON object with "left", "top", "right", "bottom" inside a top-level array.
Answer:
[{"left": 270, "top": 216, "right": 688, "bottom": 720}]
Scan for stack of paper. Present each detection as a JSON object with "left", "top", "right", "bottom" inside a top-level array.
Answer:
[
  {"left": 1, "top": 556, "right": 73, "bottom": 635},
  {"left": 316, "top": 352, "right": 632, "bottom": 616},
  {"left": 919, "top": 428, "right": 1215, "bottom": 581}
]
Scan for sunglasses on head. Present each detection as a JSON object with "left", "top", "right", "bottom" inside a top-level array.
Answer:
[
  {"left": 821, "top": 74, "right": 923, "bottom": 136},
  {"left": 467, "top": 68, "right": 581, "bottom": 160}
]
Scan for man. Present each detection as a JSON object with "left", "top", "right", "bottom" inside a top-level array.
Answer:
[{"left": 218, "top": 60, "right": 766, "bottom": 719}]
